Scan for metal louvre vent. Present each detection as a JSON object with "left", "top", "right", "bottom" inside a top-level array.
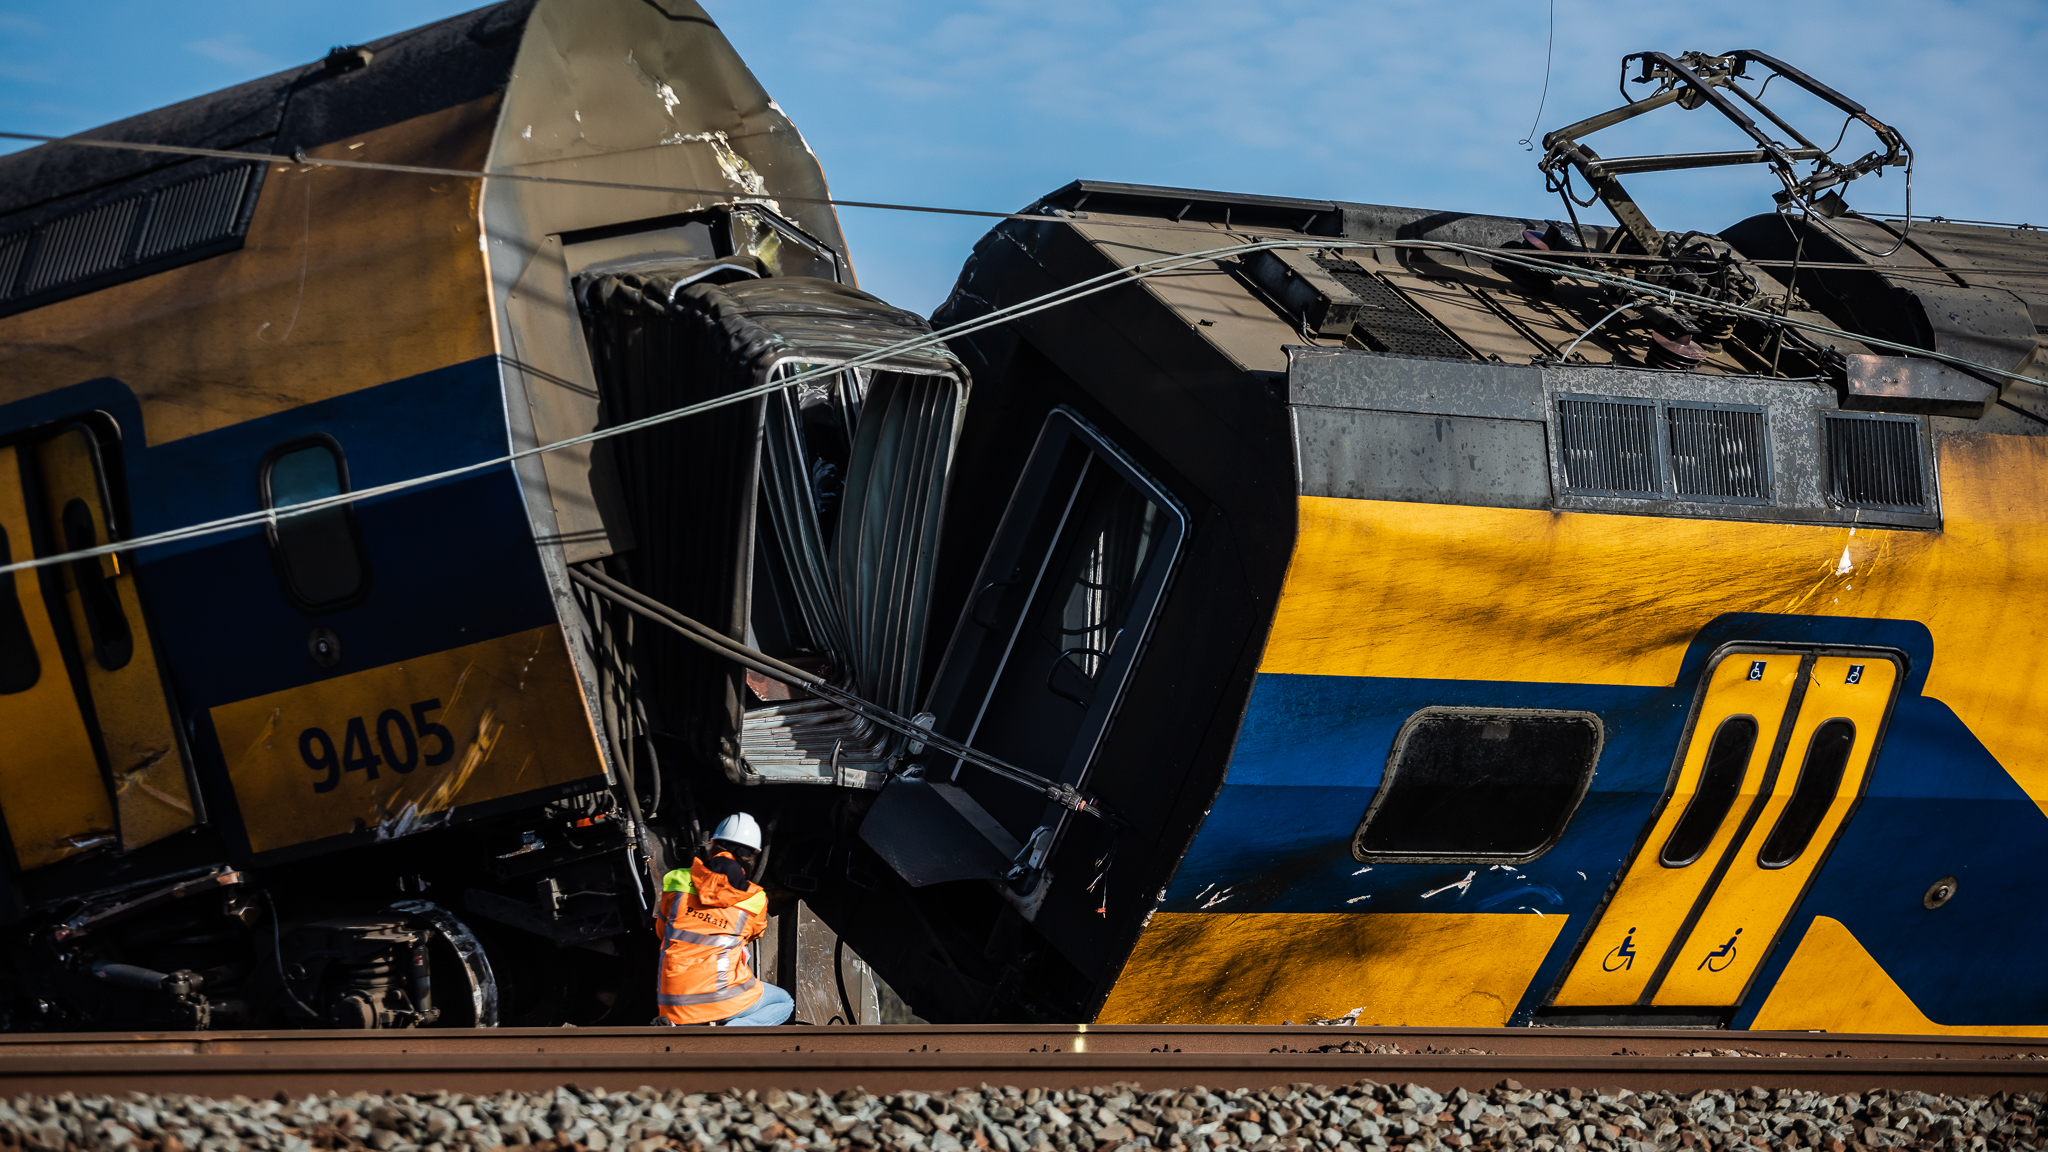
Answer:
[
  {"left": 1825, "top": 414, "right": 1925, "bottom": 510},
  {"left": 0, "top": 159, "right": 261, "bottom": 312},
  {"left": 1559, "top": 398, "right": 1661, "bottom": 496},
  {"left": 0, "top": 233, "right": 26, "bottom": 295},
  {"left": 136, "top": 166, "right": 253, "bottom": 260},
  {"left": 22, "top": 197, "right": 143, "bottom": 294},
  {"left": 1315, "top": 257, "right": 1472, "bottom": 359},
  {"left": 1668, "top": 404, "right": 1769, "bottom": 503}
]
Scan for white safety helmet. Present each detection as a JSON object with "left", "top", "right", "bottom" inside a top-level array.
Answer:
[{"left": 711, "top": 812, "right": 763, "bottom": 852}]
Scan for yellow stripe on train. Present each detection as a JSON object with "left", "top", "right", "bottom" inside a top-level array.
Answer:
[
  {"left": 1257, "top": 431, "right": 2048, "bottom": 814},
  {"left": 1096, "top": 913, "right": 1568, "bottom": 1026},
  {"left": 211, "top": 625, "right": 603, "bottom": 854}
]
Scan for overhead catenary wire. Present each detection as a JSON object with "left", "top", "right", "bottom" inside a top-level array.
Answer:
[
  {"left": 1516, "top": 0, "right": 1557, "bottom": 151},
  {"left": 0, "top": 129, "right": 1068, "bottom": 226},
  {"left": 7, "top": 128, "right": 2043, "bottom": 256},
  {"left": 0, "top": 225, "right": 2044, "bottom": 583}
]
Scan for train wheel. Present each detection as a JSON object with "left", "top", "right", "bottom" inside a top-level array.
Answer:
[{"left": 392, "top": 900, "right": 499, "bottom": 1027}]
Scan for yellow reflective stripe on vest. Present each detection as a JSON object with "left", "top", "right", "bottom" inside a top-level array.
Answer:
[
  {"left": 662, "top": 868, "right": 696, "bottom": 894},
  {"left": 661, "top": 919, "right": 743, "bottom": 949}
]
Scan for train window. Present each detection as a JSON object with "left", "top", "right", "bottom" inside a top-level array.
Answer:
[
  {"left": 0, "top": 525, "right": 40, "bottom": 693},
  {"left": 1658, "top": 716, "right": 1757, "bottom": 867},
  {"left": 60, "top": 499, "right": 132, "bottom": 670},
  {"left": 927, "top": 408, "right": 1186, "bottom": 845},
  {"left": 261, "top": 437, "right": 369, "bottom": 612},
  {"left": 1757, "top": 718, "right": 1855, "bottom": 868},
  {"left": 1352, "top": 708, "right": 1602, "bottom": 863}
]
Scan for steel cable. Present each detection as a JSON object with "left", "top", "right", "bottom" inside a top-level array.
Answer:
[
  {"left": 0, "top": 228, "right": 2041, "bottom": 581},
  {"left": 566, "top": 568, "right": 1110, "bottom": 820}
]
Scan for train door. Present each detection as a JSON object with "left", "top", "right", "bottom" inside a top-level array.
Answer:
[
  {"left": 1550, "top": 646, "right": 1900, "bottom": 1015},
  {"left": 0, "top": 424, "right": 194, "bottom": 873},
  {"left": 916, "top": 409, "right": 1184, "bottom": 877}
]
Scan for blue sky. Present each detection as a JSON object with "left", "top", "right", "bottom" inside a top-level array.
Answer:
[{"left": 3, "top": 1, "right": 2043, "bottom": 313}]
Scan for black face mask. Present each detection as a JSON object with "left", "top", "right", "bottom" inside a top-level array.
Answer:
[{"left": 699, "top": 849, "right": 750, "bottom": 887}]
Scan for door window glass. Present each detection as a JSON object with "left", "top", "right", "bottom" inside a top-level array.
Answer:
[
  {"left": 927, "top": 410, "right": 1185, "bottom": 845},
  {"left": 262, "top": 438, "right": 368, "bottom": 611},
  {"left": 1041, "top": 474, "right": 1166, "bottom": 706},
  {"left": 60, "top": 498, "right": 132, "bottom": 670},
  {"left": 1757, "top": 718, "right": 1855, "bottom": 868},
  {"left": 1659, "top": 716, "right": 1758, "bottom": 867},
  {"left": 962, "top": 454, "right": 1173, "bottom": 840},
  {"left": 1353, "top": 708, "right": 1602, "bottom": 862}
]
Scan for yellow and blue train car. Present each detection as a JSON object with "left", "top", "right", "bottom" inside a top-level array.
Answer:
[
  {"left": 844, "top": 177, "right": 2048, "bottom": 1033},
  {"left": 7, "top": 15, "right": 2046, "bottom": 1037},
  {"left": 0, "top": 0, "right": 964, "bottom": 1029}
]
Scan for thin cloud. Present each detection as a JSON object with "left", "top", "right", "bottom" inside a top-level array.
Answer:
[{"left": 186, "top": 35, "right": 280, "bottom": 74}]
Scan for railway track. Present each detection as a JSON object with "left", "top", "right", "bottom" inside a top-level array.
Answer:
[{"left": 3, "top": 1025, "right": 2047, "bottom": 1097}]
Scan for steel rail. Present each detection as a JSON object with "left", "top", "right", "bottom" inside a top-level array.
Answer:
[{"left": 3, "top": 1026, "right": 2047, "bottom": 1097}]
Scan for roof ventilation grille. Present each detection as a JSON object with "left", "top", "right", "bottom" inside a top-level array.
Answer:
[
  {"left": 0, "top": 159, "right": 262, "bottom": 314},
  {"left": 136, "top": 166, "right": 254, "bottom": 261},
  {"left": 1668, "top": 404, "right": 1770, "bottom": 503},
  {"left": 22, "top": 196, "right": 143, "bottom": 295},
  {"left": 0, "top": 233, "right": 27, "bottom": 296},
  {"left": 1559, "top": 397, "right": 1661, "bottom": 496},
  {"left": 1825, "top": 413, "right": 1925, "bottom": 510},
  {"left": 1314, "top": 256, "right": 1471, "bottom": 359}
]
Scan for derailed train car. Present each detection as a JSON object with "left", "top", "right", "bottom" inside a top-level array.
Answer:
[
  {"left": 0, "top": 0, "right": 972, "bottom": 1028},
  {"left": 4, "top": 24, "right": 2048, "bottom": 1037},
  {"left": 854, "top": 56, "right": 2048, "bottom": 1031}
]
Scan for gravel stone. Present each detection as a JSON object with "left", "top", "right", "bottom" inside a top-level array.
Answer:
[{"left": 0, "top": 1081, "right": 2041, "bottom": 1152}]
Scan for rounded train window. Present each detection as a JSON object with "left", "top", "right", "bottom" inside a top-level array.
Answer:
[
  {"left": 1758, "top": 718, "right": 1856, "bottom": 868},
  {"left": 261, "top": 436, "right": 369, "bottom": 612},
  {"left": 1659, "top": 715, "right": 1758, "bottom": 867},
  {"left": 1352, "top": 707, "right": 1603, "bottom": 864}
]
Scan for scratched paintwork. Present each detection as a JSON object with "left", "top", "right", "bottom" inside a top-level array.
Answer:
[
  {"left": 1116, "top": 427, "right": 2048, "bottom": 1030},
  {"left": 1261, "top": 433, "right": 2048, "bottom": 810},
  {"left": 0, "top": 444, "right": 112, "bottom": 871},
  {"left": 211, "top": 625, "right": 603, "bottom": 855},
  {"left": 1098, "top": 912, "right": 1568, "bottom": 1026},
  {"left": 34, "top": 426, "right": 196, "bottom": 853},
  {"left": 0, "top": 100, "right": 499, "bottom": 448}
]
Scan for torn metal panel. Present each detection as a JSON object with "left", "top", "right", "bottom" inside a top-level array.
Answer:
[
  {"left": 1292, "top": 408, "right": 1551, "bottom": 509},
  {"left": 1238, "top": 248, "right": 1365, "bottom": 336},
  {"left": 576, "top": 270, "right": 968, "bottom": 787},
  {"left": 1843, "top": 354, "right": 1999, "bottom": 418},
  {"left": 1288, "top": 349, "right": 1545, "bottom": 420}
]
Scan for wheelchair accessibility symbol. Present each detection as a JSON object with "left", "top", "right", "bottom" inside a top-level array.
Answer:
[
  {"left": 1602, "top": 928, "right": 1638, "bottom": 972},
  {"left": 1697, "top": 928, "right": 1743, "bottom": 972}
]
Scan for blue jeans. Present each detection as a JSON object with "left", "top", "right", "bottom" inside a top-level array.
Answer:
[{"left": 720, "top": 982, "right": 793, "bottom": 1026}]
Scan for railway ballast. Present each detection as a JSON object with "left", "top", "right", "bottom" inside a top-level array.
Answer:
[{"left": 0, "top": 1079, "right": 2042, "bottom": 1152}]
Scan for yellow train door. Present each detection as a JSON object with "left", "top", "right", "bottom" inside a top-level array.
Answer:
[
  {"left": 33, "top": 425, "right": 197, "bottom": 853},
  {"left": 0, "top": 425, "right": 195, "bottom": 873},
  {"left": 1551, "top": 647, "right": 1900, "bottom": 1012}
]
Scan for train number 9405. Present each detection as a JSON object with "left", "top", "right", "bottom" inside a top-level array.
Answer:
[{"left": 298, "top": 700, "right": 455, "bottom": 792}]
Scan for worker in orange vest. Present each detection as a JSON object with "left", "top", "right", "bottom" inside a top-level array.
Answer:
[{"left": 653, "top": 813, "right": 793, "bottom": 1026}]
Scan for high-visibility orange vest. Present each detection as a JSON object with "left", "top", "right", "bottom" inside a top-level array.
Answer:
[{"left": 656, "top": 853, "right": 770, "bottom": 1024}]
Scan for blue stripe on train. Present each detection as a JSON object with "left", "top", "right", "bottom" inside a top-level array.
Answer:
[
  {"left": 0, "top": 358, "right": 555, "bottom": 720},
  {"left": 133, "top": 357, "right": 515, "bottom": 550},
  {"left": 1167, "top": 613, "right": 2048, "bottom": 1026}
]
